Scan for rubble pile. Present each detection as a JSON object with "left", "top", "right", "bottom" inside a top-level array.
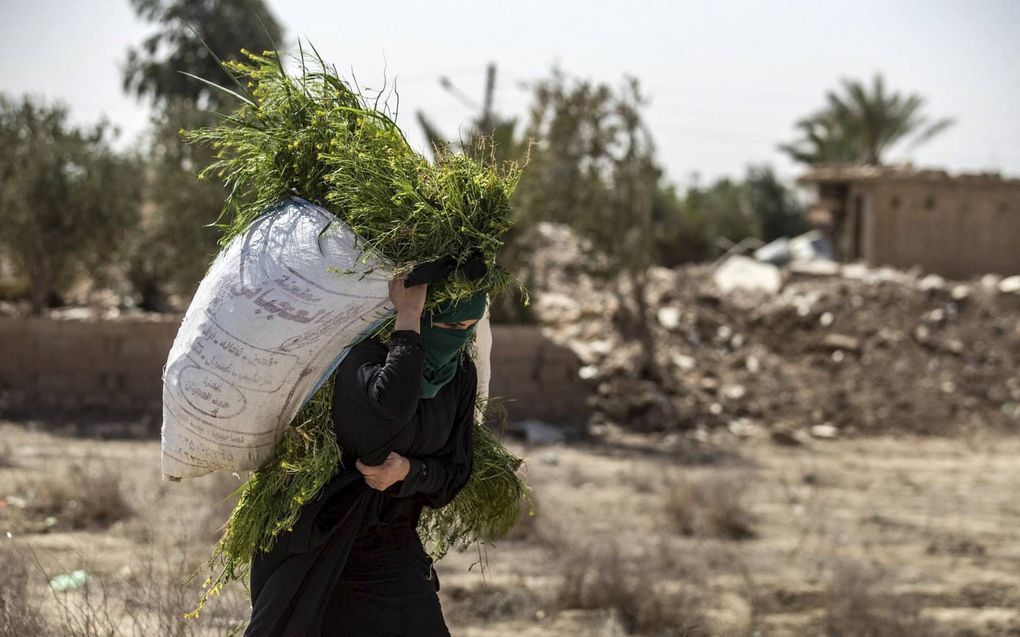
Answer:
[{"left": 525, "top": 223, "right": 1020, "bottom": 437}]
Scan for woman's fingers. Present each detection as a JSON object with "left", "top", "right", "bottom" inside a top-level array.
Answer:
[
  {"left": 355, "top": 459, "right": 380, "bottom": 475},
  {"left": 357, "top": 453, "right": 406, "bottom": 491}
]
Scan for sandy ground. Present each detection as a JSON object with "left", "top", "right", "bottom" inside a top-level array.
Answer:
[{"left": 2, "top": 420, "right": 1019, "bottom": 636}]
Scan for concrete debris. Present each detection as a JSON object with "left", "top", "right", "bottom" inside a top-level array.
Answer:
[
  {"left": 787, "top": 230, "right": 835, "bottom": 262},
  {"left": 1000, "top": 276, "right": 1020, "bottom": 294},
  {"left": 821, "top": 334, "right": 861, "bottom": 352},
  {"left": 656, "top": 306, "right": 681, "bottom": 329},
  {"left": 788, "top": 259, "right": 841, "bottom": 277},
  {"left": 524, "top": 222, "right": 1020, "bottom": 436},
  {"left": 919, "top": 274, "right": 947, "bottom": 292},
  {"left": 713, "top": 256, "right": 783, "bottom": 295},
  {"left": 810, "top": 424, "right": 839, "bottom": 439}
]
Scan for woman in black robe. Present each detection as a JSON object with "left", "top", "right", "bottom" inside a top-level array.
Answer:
[{"left": 244, "top": 276, "right": 487, "bottom": 637}]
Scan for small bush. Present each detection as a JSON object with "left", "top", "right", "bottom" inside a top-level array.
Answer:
[
  {"left": 0, "top": 543, "right": 46, "bottom": 637},
  {"left": 556, "top": 538, "right": 706, "bottom": 636},
  {"left": 504, "top": 493, "right": 539, "bottom": 541},
  {"left": 0, "top": 441, "right": 15, "bottom": 468},
  {"left": 21, "top": 458, "right": 132, "bottom": 530},
  {"left": 822, "top": 559, "right": 946, "bottom": 637},
  {"left": 444, "top": 583, "right": 539, "bottom": 622},
  {"left": 663, "top": 472, "right": 756, "bottom": 540}
]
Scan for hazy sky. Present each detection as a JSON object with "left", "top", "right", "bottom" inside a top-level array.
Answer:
[{"left": 2, "top": 0, "right": 1018, "bottom": 187}]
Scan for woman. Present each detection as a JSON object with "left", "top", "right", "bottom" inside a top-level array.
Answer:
[{"left": 244, "top": 275, "right": 486, "bottom": 637}]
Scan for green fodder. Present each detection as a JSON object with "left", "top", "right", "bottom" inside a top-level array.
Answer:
[
  {"left": 191, "top": 386, "right": 528, "bottom": 618},
  {"left": 189, "top": 380, "right": 340, "bottom": 617},
  {"left": 182, "top": 44, "right": 529, "bottom": 619},
  {"left": 418, "top": 396, "right": 530, "bottom": 561},
  {"left": 183, "top": 47, "right": 523, "bottom": 315}
]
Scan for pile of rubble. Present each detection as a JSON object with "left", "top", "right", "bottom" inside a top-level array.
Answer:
[{"left": 526, "top": 223, "right": 1020, "bottom": 438}]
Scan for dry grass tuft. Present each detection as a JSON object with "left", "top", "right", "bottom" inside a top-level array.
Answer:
[
  {"left": 555, "top": 536, "right": 707, "bottom": 636},
  {"left": 19, "top": 457, "right": 132, "bottom": 530},
  {"left": 0, "top": 543, "right": 46, "bottom": 637},
  {"left": 663, "top": 472, "right": 756, "bottom": 540},
  {"left": 0, "top": 540, "right": 248, "bottom": 637},
  {"left": 821, "top": 559, "right": 946, "bottom": 637},
  {"left": 0, "top": 441, "right": 15, "bottom": 469},
  {"left": 445, "top": 583, "right": 539, "bottom": 623},
  {"left": 504, "top": 493, "right": 539, "bottom": 541}
]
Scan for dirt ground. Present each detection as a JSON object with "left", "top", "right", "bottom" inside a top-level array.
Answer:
[{"left": 2, "top": 420, "right": 1018, "bottom": 636}]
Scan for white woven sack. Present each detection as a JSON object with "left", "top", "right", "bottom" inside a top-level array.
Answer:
[
  {"left": 160, "top": 197, "right": 494, "bottom": 480},
  {"left": 161, "top": 197, "right": 394, "bottom": 479}
]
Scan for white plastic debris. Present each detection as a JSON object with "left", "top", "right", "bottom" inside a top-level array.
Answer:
[{"left": 713, "top": 256, "right": 782, "bottom": 295}]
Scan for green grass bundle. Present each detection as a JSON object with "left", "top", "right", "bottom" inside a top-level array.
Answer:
[
  {"left": 183, "top": 47, "right": 529, "bottom": 617},
  {"left": 185, "top": 47, "right": 522, "bottom": 315}
]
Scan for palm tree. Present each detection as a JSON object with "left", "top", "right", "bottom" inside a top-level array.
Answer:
[{"left": 780, "top": 74, "right": 954, "bottom": 166}]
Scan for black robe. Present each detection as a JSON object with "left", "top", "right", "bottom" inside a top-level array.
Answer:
[{"left": 244, "top": 329, "right": 477, "bottom": 637}]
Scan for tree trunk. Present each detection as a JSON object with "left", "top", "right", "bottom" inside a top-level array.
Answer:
[
  {"left": 624, "top": 270, "right": 662, "bottom": 383},
  {"left": 27, "top": 265, "right": 48, "bottom": 316}
]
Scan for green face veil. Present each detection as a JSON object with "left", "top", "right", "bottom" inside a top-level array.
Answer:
[{"left": 418, "top": 290, "right": 488, "bottom": 399}]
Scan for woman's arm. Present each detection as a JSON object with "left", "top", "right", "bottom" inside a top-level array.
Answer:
[
  {"left": 393, "top": 358, "right": 478, "bottom": 509},
  {"left": 331, "top": 277, "right": 427, "bottom": 465}
]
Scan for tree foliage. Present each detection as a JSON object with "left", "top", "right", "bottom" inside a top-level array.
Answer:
[
  {"left": 123, "top": 0, "right": 284, "bottom": 110},
  {"left": 126, "top": 100, "right": 226, "bottom": 309},
  {"left": 511, "top": 71, "right": 667, "bottom": 377},
  {"left": 780, "top": 74, "right": 954, "bottom": 166},
  {"left": 744, "top": 165, "right": 807, "bottom": 242},
  {"left": 0, "top": 95, "right": 142, "bottom": 314},
  {"left": 123, "top": 0, "right": 286, "bottom": 308},
  {"left": 514, "top": 71, "right": 664, "bottom": 276}
]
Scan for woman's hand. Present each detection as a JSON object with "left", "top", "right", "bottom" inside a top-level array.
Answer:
[
  {"left": 356, "top": 451, "right": 411, "bottom": 491},
  {"left": 389, "top": 276, "right": 427, "bottom": 333}
]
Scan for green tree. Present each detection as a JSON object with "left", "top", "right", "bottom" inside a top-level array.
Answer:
[
  {"left": 0, "top": 95, "right": 142, "bottom": 314},
  {"left": 123, "top": 0, "right": 283, "bottom": 110},
  {"left": 127, "top": 100, "right": 225, "bottom": 310},
  {"left": 744, "top": 165, "right": 806, "bottom": 242},
  {"left": 780, "top": 74, "right": 954, "bottom": 166},
  {"left": 652, "top": 182, "right": 710, "bottom": 267},
  {"left": 123, "top": 0, "right": 284, "bottom": 308},
  {"left": 686, "top": 176, "right": 760, "bottom": 251},
  {"left": 513, "top": 71, "right": 670, "bottom": 379}
]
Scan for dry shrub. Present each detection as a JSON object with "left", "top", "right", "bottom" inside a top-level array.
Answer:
[
  {"left": 194, "top": 472, "right": 244, "bottom": 543},
  {"left": 556, "top": 537, "right": 707, "bottom": 636},
  {"left": 822, "top": 559, "right": 946, "bottom": 637},
  {"left": 444, "top": 583, "right": 539, "bottom": 622},
  {"left": 504, "top": 493, "right": 539, "bottom": 541},
  {"left": 663, "top": 472, "right": 756, "bottom": 540},
  {"left": 120, "top": 548, "right": 249, "bottom": 637},
  {"left": 0, "top": 441, "right": 15, "bottom": 469},
  {"left": 20, "top": 457, "right": 132, "bottom": 530},
  {"left": 1, "top": 541, "right": 248, "bottom": 637},
  {"left": 0, "top": 543, "right": 46, "bottom": 637}
]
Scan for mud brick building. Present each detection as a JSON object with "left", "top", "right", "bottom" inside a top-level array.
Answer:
[{"left": 798, "top": 166, "right": 1020, "bottom": 278}]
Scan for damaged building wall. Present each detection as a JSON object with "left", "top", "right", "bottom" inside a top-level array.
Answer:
[{"left": 801, "top": 168, "right": 1020, "bottom": 278}]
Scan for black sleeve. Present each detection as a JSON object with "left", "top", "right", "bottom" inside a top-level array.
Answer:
[
  {"left": 391, "top": 358, "right": 477, "bottom": 509},
  {"left": 331, "top": 329, "right": 425, "bottom": 466}
]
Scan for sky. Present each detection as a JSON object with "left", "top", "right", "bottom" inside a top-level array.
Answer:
[{"left": 1, "top": 0, "right": 1018, "bottom": 188}]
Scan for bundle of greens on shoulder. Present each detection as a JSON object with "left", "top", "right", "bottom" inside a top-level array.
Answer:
[{"left": 182, "top": 48, "right": 529, "bottom": 617}]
